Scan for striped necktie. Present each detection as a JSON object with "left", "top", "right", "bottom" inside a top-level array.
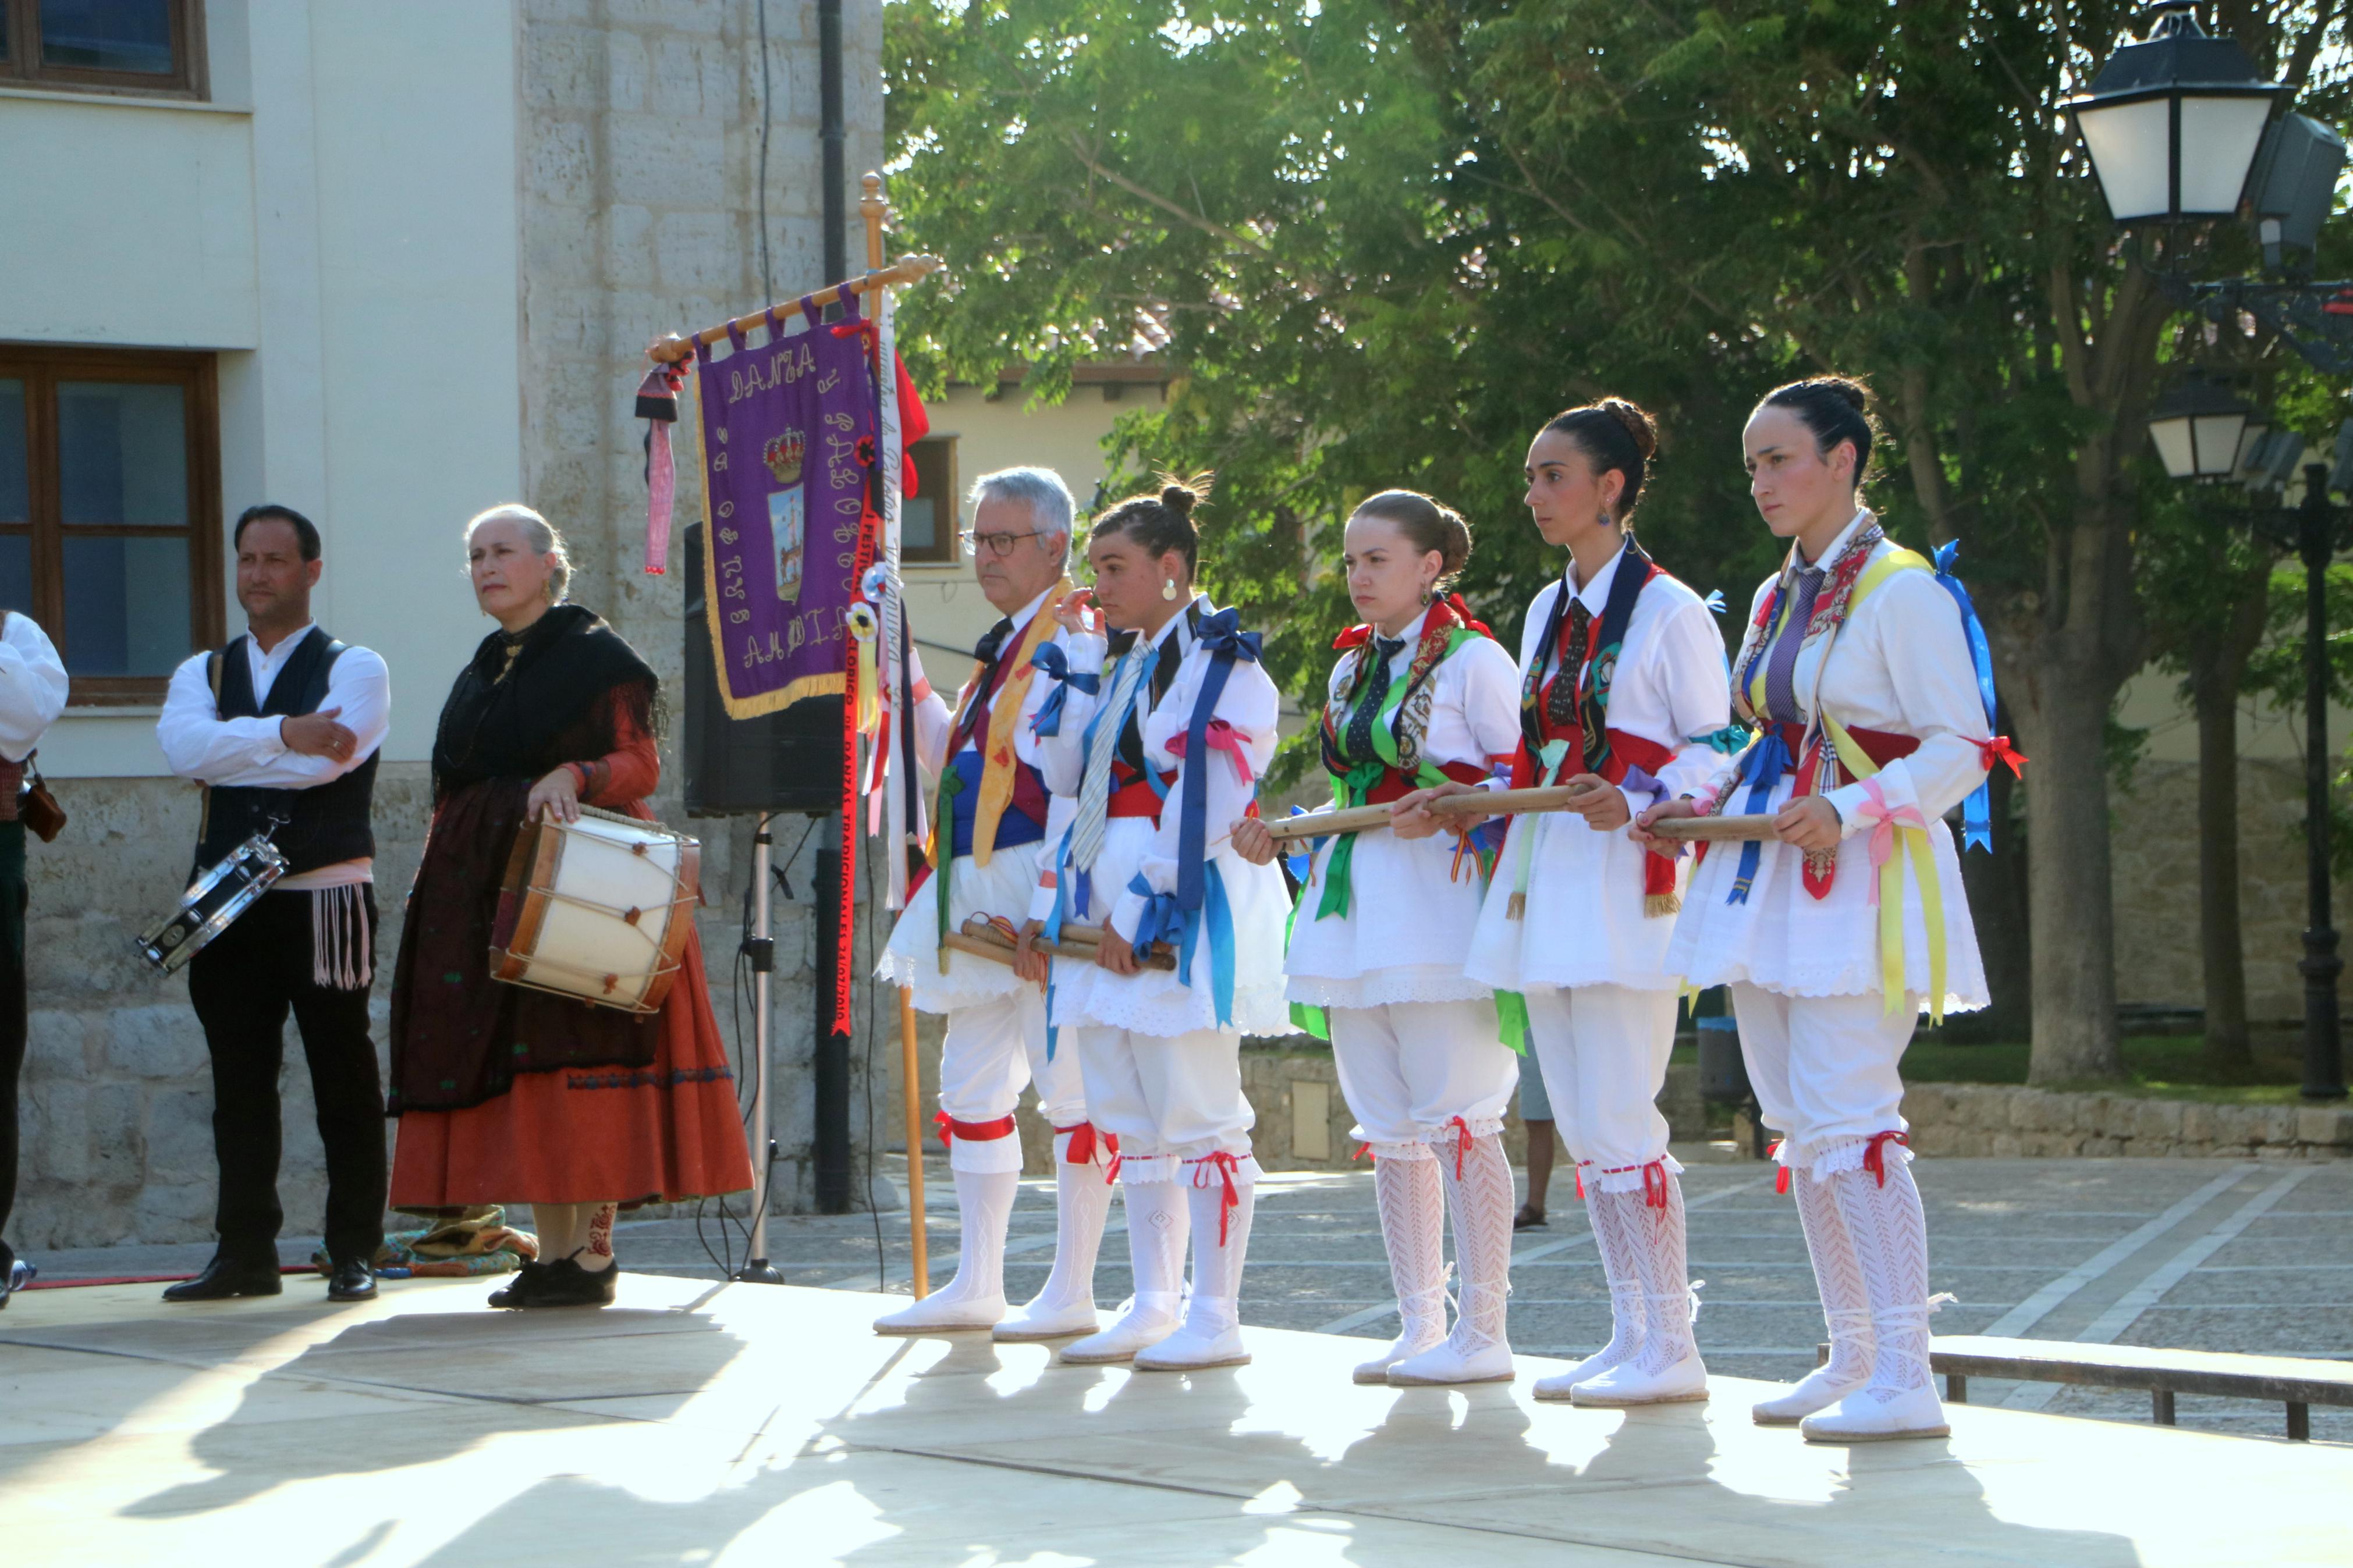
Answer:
[{"left": 1066, "top": 644, "right": 1150, "bottom": 874}]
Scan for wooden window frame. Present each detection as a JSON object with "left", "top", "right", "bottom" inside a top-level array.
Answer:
[
  {"left": 0, "top": 343, "right": 224, "bottom": 705},
  {"left": 902, "top": 436, "right": 959, "bottom": 566},
  {"left": 0, "top": 0, "right": 206, "bottom": 99}
]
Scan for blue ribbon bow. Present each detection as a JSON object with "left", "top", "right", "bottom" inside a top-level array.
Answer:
[
  {"left": 1932, "top": 539, "right": 2000, "bottom": 854},
  {"left": 1702, "top": 588, "right": 1726, "bottom": 615},
  {"left": 1027, "top": 641, "right": 1099, "bottom": 739},
  {"left": 1127, "top": 865, "right": 1238, "bottom": 1026}
]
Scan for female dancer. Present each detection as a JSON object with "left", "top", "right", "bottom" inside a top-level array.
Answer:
[
  {"left": 1642, "top": 377, "right": 1999, "bottom": 1442},
  {"left": 1422, "top": 399, "right": 1731, "bottom": 1406},
  {"left": 387, "top": 505, "right": 753, "bottom": 1307},
  {"left": 1231, "top": 491, "right": 1522, "bottom": 1385},
  {"left": 1016, "top": 477, "right": 1293, "bottom": 1371}
]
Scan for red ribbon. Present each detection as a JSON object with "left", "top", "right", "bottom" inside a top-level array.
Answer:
[
  {"left": 1574, "top": 1163, "right": 1585, "bottom": 1200},
  {"left": 1641, "top": 1160, "right": 1670, "bottom": 1210},
  {"left": 1059, "top": 1122, "right": 1121, "bottom": 1183},
  {"left": 1972, "top": 735, "right": 2028, "bottom": 777},
  {"left": 1862, "top": 1130, "right": 1910, "bottom": 1187},
  {"left": 1447, "top": 1116, "right": 1474, "bottom": 1181},
  {"left": 934, "top": 1111, "right": 1018, "bottom": 1151},
  {"left": 1163, "top": 717, "right": 1255, "bottom": 784},
  {"left": 1353, "top": 1142, "right": 1373, "bottom": 1163},
  {"left": 1191, "top": 1151, "right": 1243, "bottom": 1246},
  {"left": 1771, "top": 1139, "right": 1791, "bottom": 1195}
]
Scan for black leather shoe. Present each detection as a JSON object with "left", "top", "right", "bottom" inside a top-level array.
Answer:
[
  {"left": 162, "top": 1255, "right": 284, "bottom": 1302},
  {"left": 326, "top": 1257, "right": 377, "bottom": 1302},
  {"left": 524, "top": 1257, "right": 619, "bottom": 1308},
  {"left": 488, "top": 1260, "right": 551, "bottom": 1310}
]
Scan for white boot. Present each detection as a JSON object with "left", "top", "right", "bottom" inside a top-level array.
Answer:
[
  {"left": 1389, "top": 1130, "right": 1514, "bottom": 1386},
  {"left": 1802, "top": 1147, "right": 1951, "bottom": 1443},
  {"left": 874, "top": 1163, "right": 1017, "bottom": 1334},
  {"left": 1573, "top": 1166, "right": 1707, "bottom": 1406},
  {"left": 1533, "top": 1168, "right": 1644, "bottom": 1401},
  {"left": 996, "top": 1127, "right": 1117, "bottom": 1342},
  {"left": 1061, "top": 1160, "right": 1190, "bottom": 1364},
  {"left": 1135, "top": 1152, "right": 1256, "bottom": 1371},
  {"left": 1755, "top": 1162, "right": 1873, "bottom": 1424},
  {"left": 1353, "top": 1151, "right": 1449, "bottom": 1385}
]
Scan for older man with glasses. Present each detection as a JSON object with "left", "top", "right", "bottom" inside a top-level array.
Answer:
[{"left": 875, "top": 467, "right": 1113, "bottom": 1340}]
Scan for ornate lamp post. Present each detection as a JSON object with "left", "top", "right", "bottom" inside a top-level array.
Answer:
[{"left": 2072, "top": 2, "right": 2351, "bottom": 1101}]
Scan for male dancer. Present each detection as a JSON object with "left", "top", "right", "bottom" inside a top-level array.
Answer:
[
  {"left": 157, "top": 504, "right": 390, "bottom": 1303},
  {"left": 874, "top": 467, "right": 1113, "bottom": 1338}
]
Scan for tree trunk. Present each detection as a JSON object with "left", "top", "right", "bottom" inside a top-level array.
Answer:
[
  {"left": 2191, "top": 663, "right": 2252, "bottom": 1072},
  {"left": 2006, "top": 655, "right": 2126, "bottom": 1083}
]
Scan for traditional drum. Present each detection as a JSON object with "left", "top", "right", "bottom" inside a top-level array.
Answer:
[
  {"left": 489, "top": 805, "right": 700, "bottom": 1015},
  {"left": 137, "top": 833, "right": 289, "bottom": 974}
]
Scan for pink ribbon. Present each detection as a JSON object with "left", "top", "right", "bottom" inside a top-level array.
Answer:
[
  {"left": 643, "top": 416, "right": 675, "bottom": 574},
  {"left": 1855, "top": 777, "right": 1926, "bottom": 906},
  {"left": 1163, "top": 718, "right": 1254, "bottom": 784}
]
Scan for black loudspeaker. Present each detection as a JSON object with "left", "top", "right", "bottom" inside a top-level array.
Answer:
[{"left": 681, "top": 519, "right": 846, "bottom": 817}]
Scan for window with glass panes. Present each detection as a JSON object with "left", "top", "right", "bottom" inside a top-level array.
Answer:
[
  {"left": 0, "top": 348, "right": 222, "bottom": 703},
  {"left": 0, "top": 0, "right": 203, "bottom": 97},
  {"left": 902, "top": 438, "right": 957, "bottom": 564}
]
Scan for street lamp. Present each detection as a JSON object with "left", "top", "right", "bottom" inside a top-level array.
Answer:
[
  {"left": 2146, "top": 376, "right": 2255, "bottom": 481},
  {"left": 2078, "top": 4, "right": 2351, "bottom": 1101},
  {"left": 2065, "top": 3, "right": 2284, "bottom": 224}
]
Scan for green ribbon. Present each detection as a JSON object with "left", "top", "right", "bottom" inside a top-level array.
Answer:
[
  {"left": 1494, "top": 989, "right": 1529, "bottom": 1055},
  {"left": 1314, "top": 628, "right": 1478, "bottom": 922}
]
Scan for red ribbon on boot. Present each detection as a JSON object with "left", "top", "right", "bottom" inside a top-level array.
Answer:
[
  {"left": 1641, "top": 1159, "right": 1670, "bottom": 1211},
  {"left": 1190, "top": 1151, "right": 1243, "bottom": 1246},
  {"left": 934, "top": 1111, "right": 1018, "bottom": 1151},
  {"left": 1446, "top": 1115, "right": 1474, "bottom": 1181},
  {"left": 1862, "top": 1130, "right": 1910, "bottom": 1187}
]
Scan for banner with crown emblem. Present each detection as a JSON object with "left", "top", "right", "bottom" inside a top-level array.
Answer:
[{"left": 689, "top": 295, "right": 880, "bottom": 717}]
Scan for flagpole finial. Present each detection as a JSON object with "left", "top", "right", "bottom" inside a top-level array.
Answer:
[{"left": 861, "top": 172, "right": 888, "bottom": 272}]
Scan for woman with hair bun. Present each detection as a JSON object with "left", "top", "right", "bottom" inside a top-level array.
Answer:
[
  {"left": 1016, "top": 475, "right": 1293, "bottom": 1371},
  {"left": 1642, "top": 376, "right": 2004, "bottom": 1442},
  {"left": 1231, "top": 490, "right": 1522, "bottom": 1386},
  {"left": 1414, "top": 397, "right": 1732, "bottom": 1405}
]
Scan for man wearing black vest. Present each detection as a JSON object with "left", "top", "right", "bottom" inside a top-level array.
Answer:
[{"left": 156, "top": 504, "right": 391, "bottom": 1303}]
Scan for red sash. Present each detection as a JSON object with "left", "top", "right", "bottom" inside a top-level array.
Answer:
[
  {"left": 1106, "top": 761, "right": 1179, "bottom": 820},
  {"left": 1702, "top": 721, "right": 1919, "bottom": 897}
]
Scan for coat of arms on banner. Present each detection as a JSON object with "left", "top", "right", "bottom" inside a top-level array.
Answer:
[{"left": 688, "top": 302, "right": 878, "bottom": 717}]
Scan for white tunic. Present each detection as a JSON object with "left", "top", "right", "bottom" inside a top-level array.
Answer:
[
  {"left": 876, "top": 586, "right": 1077, "bottom": 1014},
  {"left": 1463, "top": 546, "right": 1732, "bottom": 993},
  {"left": 1031, "top": 598, "right": 1294, "bottom": 1039},
  {"left": 1665, "top": 513, "right": 1991, "bottom": 1011},
  {"left": 1284, "top": 609, "right": 1521, "bottom": 1009}
]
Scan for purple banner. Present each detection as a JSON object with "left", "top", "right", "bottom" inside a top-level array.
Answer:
[{"left": 693, "top": 297, "right": 877, "bottom": 717}]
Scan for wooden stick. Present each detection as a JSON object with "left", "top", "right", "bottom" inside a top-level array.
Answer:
[
  {"left": 1261, "top": 782, "right": 1600, "bottom": 843},
  {"left": 1649, "top": 814, "right": 1782, "bottom": 842},
  {"left": 648, "top": 174, "right": 942, "bottom": 366},
  {"left": 896, "top": 983, "right": 928, "bottom": 1300},
  {"left": 943, "top": 929, "right": 1179, "bottom": 973}
]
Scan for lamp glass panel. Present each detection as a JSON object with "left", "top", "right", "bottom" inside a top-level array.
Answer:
[
  {"left": 2079, "top": 98, "right": 2175, "bottom": 221},
  {"left": 2149, "top": 415, "right": 2198, "bottom": 478},
  {"left": 2191, "top": 411, "right": 2250, "bottom": 476},
  {"left": 2233, "top": 420, "right": 2271, "bottom": 474},
  {"left": 2177, "top": 95, "right": 2276, "bottom": 214}
]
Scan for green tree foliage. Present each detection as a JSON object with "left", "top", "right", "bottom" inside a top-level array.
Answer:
[{"left": 883, "top": 1, "right": 2353, "bottom": 1079}]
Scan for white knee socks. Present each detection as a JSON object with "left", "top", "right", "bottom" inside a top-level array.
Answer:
[
  {"left": 1754, "top": 1165, "right": 1873, "bottom": 1423},
  {"left": 936, "top": 1165, "right": 1020, "bottom": 1304},
  {"left": 1356, "top": 1153, "right": 1448, "bottom": 1382}
]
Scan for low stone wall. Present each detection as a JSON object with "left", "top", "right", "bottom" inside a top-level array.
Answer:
[{"left": 1900, "top": 1082, "right": 2353, "bottom": 1159}]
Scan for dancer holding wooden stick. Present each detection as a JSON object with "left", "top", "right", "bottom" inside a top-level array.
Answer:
[
  {"left": 1017, "top": 476, "right": 1292, "bottom": 1371},
  {"left": 1232, "top": 491, "right": 1521, "bottom": 1386},
  {"left": 871, "top": 467, "right": 1115, "bottom": 1341},
  {"left": 1414, "top": 399, "right": 1732, "bottom": 1406},
  {"left": 1639, "top": 377, "right": 2011, "bottom": 1442}
]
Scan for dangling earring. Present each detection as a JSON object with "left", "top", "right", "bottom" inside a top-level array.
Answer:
[
  {"left": 1598, "top": 506, "right": 1613, "bottom": 530},
  {"left": 1418, "top": 582, "right": 1434, "bottom": 607},
  {"left": 1161, "top": 578, "right": 1179, "bottom": 602}
]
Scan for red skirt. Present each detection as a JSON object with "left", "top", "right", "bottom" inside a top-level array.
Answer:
[{"left": 388, "top": 924, "right": 755, "bottom": 1212}]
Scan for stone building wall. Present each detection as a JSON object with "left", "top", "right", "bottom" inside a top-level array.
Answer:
[
  {"left": 13, "top": 0, "right": 892, "bottom": 1250},
  {"left": 2109, "top": 757, "right": 2351, "bottom": 1025}
]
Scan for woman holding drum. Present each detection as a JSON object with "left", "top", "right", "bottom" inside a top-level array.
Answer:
[
  {"left": 386, "top": 504, "right": 753, "bottom": 1309},
  {"left": 1641, "top": 376, "right": 2003, "bottom": 1441}
]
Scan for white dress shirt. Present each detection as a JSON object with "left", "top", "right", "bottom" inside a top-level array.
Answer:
[
  {"left": 0, "top": 612, "right": 69, "bottom": 763},
  {"left": 158, "top": 623, "right": 391, "bottom": 888}
]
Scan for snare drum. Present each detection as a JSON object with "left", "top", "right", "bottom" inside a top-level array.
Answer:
[
  {"left": 137, "top": 834, "right": 289, "bottom": 974},
  {"left": 489, "top": 805, "right": 700, "bottom": 1015}
]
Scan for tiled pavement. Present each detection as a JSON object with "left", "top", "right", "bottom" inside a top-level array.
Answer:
[{"left": 30, "top": 1152, "right": 2350, "bottom": 1445}]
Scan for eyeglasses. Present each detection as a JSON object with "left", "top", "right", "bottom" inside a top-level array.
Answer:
[{"left": 959, "top": 528, "right": 1053, "bottom": 559}]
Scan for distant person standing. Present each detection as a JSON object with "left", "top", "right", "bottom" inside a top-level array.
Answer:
[
  {"left": 0, "top": 610, "right": 68, "bottom": 1310},
  {"left": 157, "top": 504, "right": 391, "bottom": 1304}
]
